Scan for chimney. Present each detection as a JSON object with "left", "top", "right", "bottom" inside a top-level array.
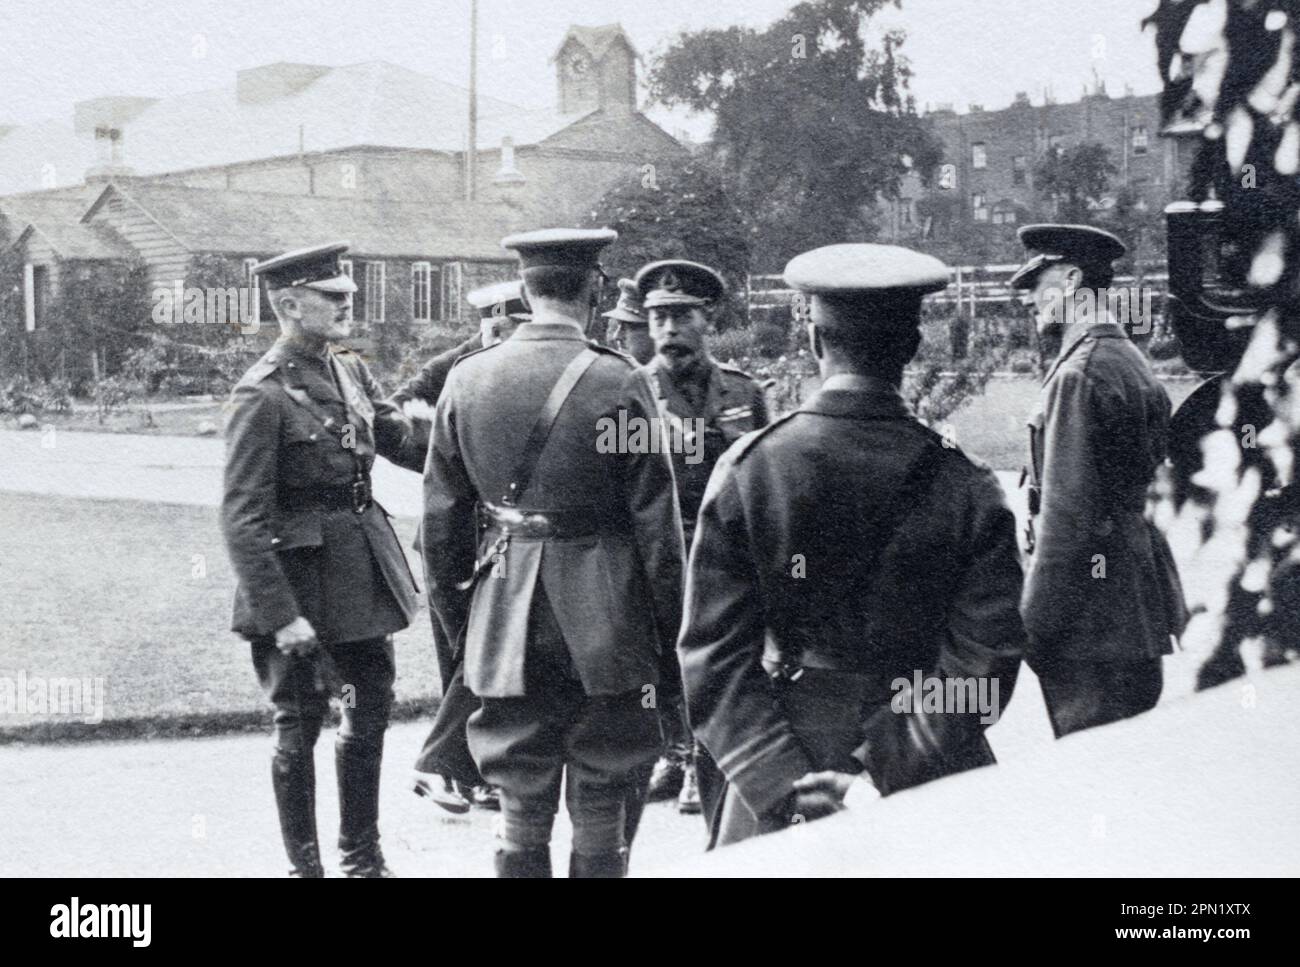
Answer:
[
  {"left": 86, "top": 126, "right": 135, "bottom": 181},
  {"left": 492, "top": 136, "right": 525, "bottom": 186},
  {"left": 74, "top": 96, "right": 154, "bottom": 182}
]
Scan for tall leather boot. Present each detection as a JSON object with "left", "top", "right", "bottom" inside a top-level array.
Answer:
[
  {"left": 271, "top": 750, "right": 324, "bottom": 878},
  {"left": 569, "top": 848, "right": 628, "bottom": 879},
  {"left": 336, "top": 738, "right": 393, "bottom": 877},
  {"left": 494, "top": 847, "right": 553, "bottom": 878}
]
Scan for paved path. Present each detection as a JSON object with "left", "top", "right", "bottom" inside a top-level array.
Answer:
[{"left": 0, "top": 666, "right": 1062, "bottom": 877}]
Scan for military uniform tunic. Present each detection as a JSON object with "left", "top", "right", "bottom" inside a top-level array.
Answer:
[
  {"left": 421, "top": 318, "right": 685, "bottom": 848},
  {"left": 640, "top": 356, "right": 769, "bottom": 542},
  {"left": 679, "top": 375, "right": 1027, "bottom": 846},
  {"left": 1023, "top": 320, "right": 1187, "bottom": 736},
  {"left": 222, "top": 339, "right": 423, "bottom": 645}
]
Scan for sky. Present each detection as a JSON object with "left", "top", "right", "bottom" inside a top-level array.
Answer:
[{"left": 0, "top": 0, "right": 1167, "bottom": 133}]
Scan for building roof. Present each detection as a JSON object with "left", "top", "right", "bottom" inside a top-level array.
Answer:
[
  {"left": 554, "top": 24, "right": 637, "bottom": 61},
  {"left": 83, "top": 182, "right": 521, "bottom": 261},
  {"left": 0, "top": 60, "right": 585, "bottom": 194},
  {"left": 15, "top": 220, "right": 134, "bottom": 260},
  {"left": 0, "top": 189, "right": 135, "bottom": 259}
]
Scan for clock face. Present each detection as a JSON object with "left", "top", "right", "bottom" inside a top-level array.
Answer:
[{"left": 567, "top": 54, "right": 589, "bottom": 77}]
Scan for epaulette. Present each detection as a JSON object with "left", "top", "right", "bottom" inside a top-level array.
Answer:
[
  {"left": 717, "top": 361, "right": 758, "bottom": 382},
  {"left": 727, "top": 409, "right": 800, "bottom": 463},
  {"left": 448, "top": 341, "right": 502, "bottom": 369},
  {"left": 236, "top": 352, "right": 280, "bottom": 388},
  {"left": 916, "top": 421, "right": 983, "bottom": 470},
  {"left": 586, "top": 341, "right": 637, "bottom": 366}
]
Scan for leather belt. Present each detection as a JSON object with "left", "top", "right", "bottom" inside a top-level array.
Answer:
[
  {"left": 280, "top": 478, "right": 372, "bottom": 514},
  {"left": 478, "top": 502, "right": 616, "bottom": 541}
]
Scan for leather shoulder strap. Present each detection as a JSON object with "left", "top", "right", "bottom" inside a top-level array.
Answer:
[
  {"left": 864, "top": 439, "right": 946, "bottom": 574},
  {"left": 500, "top": 347, "right": 599, "bottom": 506}
]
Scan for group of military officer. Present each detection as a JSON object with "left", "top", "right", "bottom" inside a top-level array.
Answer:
[{"left": 220, "top": 218, "right": 1186, "bottom": 877}]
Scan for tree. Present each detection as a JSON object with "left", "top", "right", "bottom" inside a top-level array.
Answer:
[
  {"left": 1033, "top": 142, "right": 1118, "bottom": 223},
  {"left": 1146, "top": 0, "right": 1300, "bottom": 688},
  {"left": 647, "top": 0, "right": 942, "bottom": 271},
  {"left": 1103, "top": 186, "right": 1166, "bottom": 283},
  {"left": 584, "top": 157, "right": 752, "bottom": 328}
]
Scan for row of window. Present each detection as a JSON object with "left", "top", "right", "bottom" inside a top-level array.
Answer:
[
  {"left": 969, "top": 193, "right": 1017, "bottom": 224},
  {"left": 968, "top": 125, "right": 1149, "bottom": 174},
  {"left": 242, "top": 258, "right": 465, "bottom": 325}
]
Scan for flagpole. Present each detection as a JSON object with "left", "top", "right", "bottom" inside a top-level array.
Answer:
[{"left": 466, "top": 0, "right": 479, "bottom": 201}]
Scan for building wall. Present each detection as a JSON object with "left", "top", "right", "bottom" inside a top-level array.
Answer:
[
  {"left": 83, "top": 193, "right": 189, "bottom": 290},
  {"left": 921, "top": 93, "right": 1185, "bottom": 231}
]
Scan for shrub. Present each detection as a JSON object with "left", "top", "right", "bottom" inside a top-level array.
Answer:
[
  {"left": 751, "top": 322, "right": 790, "bottom": 358},
  {"left": 0, "top": 377, "right": 41, "bottom": 415}
]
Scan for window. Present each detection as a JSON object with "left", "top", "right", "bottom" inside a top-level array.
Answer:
[
  {"left": 339, "top": 259, "right": 354, "bottom": 322},
  {"left": 411, "top": 262, "right": 434, "bottom": 322},
  {"left": 439, "top": 262, "right": 464, "bottom": 323},
  {"left": 972, "top": 142, "right": 987, "bottom": 169},
  {"left": 1132, "top": 124, "right": 1149, "bottom": 156},
  {"left": 972, "top": 193, "right": 989, "bottom": 222},
  {"left": 242, "top": 258, "right": 262, "bottom": 328},
  {"left": 363, "top": 261, "right": 386, "bottom": 324},
  {"left": 1012, "top": 155, "right": 1027, "bottom": 186},
  {"left": 899, "top": 198, "right": 914, "bottom": 226},
  {"left": 992, "top": 208, "right": 1018, "bottom": 226}
]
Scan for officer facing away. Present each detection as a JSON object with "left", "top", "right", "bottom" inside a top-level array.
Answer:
[
  {"left": 422, "top": 228, "right": 684, "bottom": 877},
  {"left": 679, "top": 243, "right": 1026, "bottom": 846}
]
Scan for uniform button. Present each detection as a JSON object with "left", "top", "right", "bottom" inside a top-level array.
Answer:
[
  {"left": 309, "top": 433, "right": 318, "bottom": 441},
  {"left": 271, "top": 537, "right": 282, "bottom": 546}
]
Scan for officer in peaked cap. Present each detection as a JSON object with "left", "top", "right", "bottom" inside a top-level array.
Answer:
[
  {"left": 1009, "top": 223, "right": 1127, "bottom": 294},
  {"left": 1012, "top": 224, "right": 1187, "bottom": 740},
  {"left": 470, "top": 278, "right": 532, "bottom": 346},
  {"left": 678, "top": 243, "right": 1026, "bottom": 847},
  {"left": 398, "top": 278, "right": 532, "bottom": 818},
  {"left": 603, "top": 278, "right": 653, "bottom": 365},
  {"left": 625, "top": 258, "right": 768, "bottom": 825},
  {"left": 222, "top": 241, "right": 426, "bottom": 877},
  {"left": 421, "top": 228, "right": 684, "bottom": 877}
]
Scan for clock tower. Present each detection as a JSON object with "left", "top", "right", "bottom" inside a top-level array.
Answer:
[{"left": 554, "top": 24, "right": 638, "bottom": 116}]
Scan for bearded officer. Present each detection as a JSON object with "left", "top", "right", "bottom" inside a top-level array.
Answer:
[
  {"left": 631, "top": 260, "right": 768, "bottom": 822},
  {"left": 1013, "top": 224, "right": 1187, "bottom": 738},
  {"left": 422, "top": 228, "right": 684, "bottom": 877},
  {"left": 399, "top": 279, "right": 530, "bottom": 814},
  {"left": 603, "top": 277, "right": 654, "bottom": 365},
  {"left": 678, "top": 243, "right": 1026, "bottom": 847},
  {"left": 222, "top": 241, "right": 424, "bottom": 877}
]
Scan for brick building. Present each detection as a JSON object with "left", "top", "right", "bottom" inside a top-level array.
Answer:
[
  {"left": 0, "top": 23, "right": 686, "bottom": 366},
  {"left": 881, "top": 85, "right": 1192, "bottom": 260}
]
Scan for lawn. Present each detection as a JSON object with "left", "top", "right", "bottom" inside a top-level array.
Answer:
[
  {"left": 946, "top": 376, "right": 1197, "bottom": 471},
  {"left": 0, "top": 375, "right": 1202, "bottom": 740},
  {"left": 0, "top": 492, "right": 439, "bottom": 739}
]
